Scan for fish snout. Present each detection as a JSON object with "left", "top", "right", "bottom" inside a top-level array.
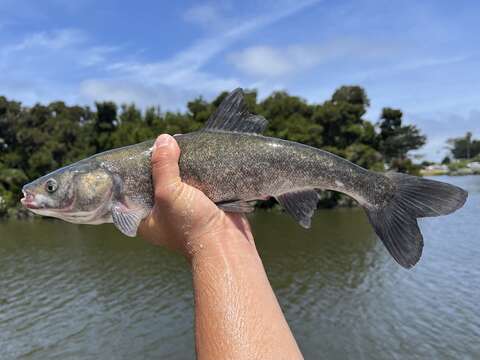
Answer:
[{"left": 21, "top": 187, "right": 40, "bottom": 209}]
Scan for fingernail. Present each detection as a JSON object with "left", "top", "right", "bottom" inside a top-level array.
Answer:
[{"left": 154, "top": 134, "right": 171, "bottom": 149}]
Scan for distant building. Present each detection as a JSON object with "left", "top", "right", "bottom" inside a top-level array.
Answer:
[
  {"left": 425, "top": 164, "right": 449, "bottom": 172},
  {"left": 466, "top": 162, "right": 480, "bottom": 171}
]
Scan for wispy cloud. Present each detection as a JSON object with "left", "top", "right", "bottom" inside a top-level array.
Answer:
[
  {"left": 78, "top": 46, "right": 121, "bottom": 67},
  {"left": 350, "top": 55, "right": 469, "bottom": 83},
  {"left": 0, "top": 29, "right": 86, "bottom": 63},
  {"left": 228, "top": 39, "right": 390, "bottom": 78},
  {"left": 15, "top": 29, "right": 86, "bottom": 51},
  {"left": 80, "top": 0, "right": 322, "bottom": 108},
  {"left": 0, "top": 28, "right": 120, "bottom": 104},
  {"left": 408, "top": 110, "right": 480, "bottom": 161},
  {"left": 1, "top": 0, "right": 478, "bottom": 161}
]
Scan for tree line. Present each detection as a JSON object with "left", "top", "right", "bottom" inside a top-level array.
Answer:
[
  {"left": 0, "top": 86, "right": 426, "bottom": 217},
  {"left": 444, "top": 132, "right": 480, "bottom": 163}
]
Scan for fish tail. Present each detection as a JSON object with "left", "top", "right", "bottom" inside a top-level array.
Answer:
[{"left": 363, "top": 172, "right": 467, "bottom": 268}]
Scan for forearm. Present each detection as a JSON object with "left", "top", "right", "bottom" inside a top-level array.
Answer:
[
  {"left": 190, "top": 218, "right": 303, "bottom": 360},
  {"left": 140, "top": 135, "right": 302, "bottom": 359}
]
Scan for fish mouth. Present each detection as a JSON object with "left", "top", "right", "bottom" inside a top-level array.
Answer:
[
  {"left": 20, "top": 189, "right": 77, "bottom": 214},
  {"left": 21, "top": 190, "right": 41, "bottom": 209}
]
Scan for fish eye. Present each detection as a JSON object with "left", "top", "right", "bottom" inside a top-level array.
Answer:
[{"left": 45, "top": 179, "right": 58, "bottom": 193}]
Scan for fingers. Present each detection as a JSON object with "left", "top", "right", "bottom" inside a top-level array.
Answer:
[{"left": 151, "top": 134, "right": 182, "bottom": 202}]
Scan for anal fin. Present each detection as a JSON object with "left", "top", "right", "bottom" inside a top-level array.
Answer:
[
  {"left": 217, "top": 200, "right": 256, "bottom": 213},
  {"left": 276, "top": 190, "right": 320, "bottom": 229}
]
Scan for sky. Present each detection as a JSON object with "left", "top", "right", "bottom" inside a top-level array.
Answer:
[{"left": 0, "top": 0, "right": 478, "bottom": 161}]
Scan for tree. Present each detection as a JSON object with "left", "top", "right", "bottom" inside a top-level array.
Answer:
[
  {"left": 377, "top": 108, "right": 426, "bottom": 170},
  {"left": 260, "top": 91, "right": 322, "bottom": 147},
  {"left": 187, "top": 96, "right": 212, "bottom": 125},
  {"left": 0, "top": 86, "right": 428, "bottom": 217},
  {"left": 447, "top": 132, "right": 480, "bottom": 159},
  {"left": 331, "top": 85, "right": 370, "bottom": 107},
  {"left": 93, "top": 101, "right": 118, "bottom": 152},
  {"left": 110, "top": 104, "right": 154, "bottom": 148},
  {"left": 312, "top": 86, "right": 372, "bottom": 149}
]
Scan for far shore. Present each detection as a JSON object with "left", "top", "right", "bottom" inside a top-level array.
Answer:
[
  {"left": 420, "top": 170, "right": 480, "bottom": 177},
  {"left": 420, "top": 160, "right": 480, "bottom": 177}
]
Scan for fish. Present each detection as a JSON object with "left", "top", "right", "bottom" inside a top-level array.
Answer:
[{"left": 21, "top": 88, "right": 468, "bottom": 268}]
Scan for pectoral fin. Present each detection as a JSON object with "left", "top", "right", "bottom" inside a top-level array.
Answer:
[
  {"left": 276, "top": 190, "right": 320, "bottom": 229},
  {"left": 111, "top": 203, "right": 146, "bottom": 237}
]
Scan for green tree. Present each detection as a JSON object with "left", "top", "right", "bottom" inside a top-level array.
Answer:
[
  {"left": 187, "top": 96, "right": 212, "bottom": 125},
  {"left": 93, "top": 101, "right": 118, "bottom": 152},
  {"left": 448, "top": 132, "right": 480, "bottom": 159},
  {"left": 0, "top": 86, "right": 429, "bottom": 217},
  {"left": 313, "top": 86, "right": 371, "bottom": 149},
  {"left": 110, "top": 104, "right": 154, "bottom": 147},
  {"left": 377, "top": 108, "right": 426, "bottom": 172},
  {"left": 259, "top": 91, "right": 322, "bottom": 147}
]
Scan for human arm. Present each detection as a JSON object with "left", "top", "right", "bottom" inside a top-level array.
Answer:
[{"left": 138, "top": 134, "right": 303, "bottom": 360}]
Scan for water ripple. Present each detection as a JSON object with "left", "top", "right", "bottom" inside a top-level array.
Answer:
[{"left": 0, "top": 176, "right": 479, "bottom": 359}]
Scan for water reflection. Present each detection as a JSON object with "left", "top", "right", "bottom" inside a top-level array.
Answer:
[{"left": 0, "top": 176, "right": 479, "bottom": 359}]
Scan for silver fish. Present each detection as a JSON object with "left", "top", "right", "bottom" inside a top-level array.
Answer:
[{"left": 21, "top": 89, "right": 467, "bottom": 268}]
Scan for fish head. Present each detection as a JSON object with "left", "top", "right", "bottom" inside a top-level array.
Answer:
[
  {"left": 21, "top": 166, "right": 77, "bottom": 216},
  {"left": 21, "top": 162, "right": 114, "bottom": 222}
]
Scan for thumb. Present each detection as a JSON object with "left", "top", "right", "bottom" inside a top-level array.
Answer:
[{"left": 151, "top": 134, "right": 182, "bottom": 202}]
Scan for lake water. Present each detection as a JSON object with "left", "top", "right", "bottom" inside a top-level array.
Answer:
[{"left": 0, "top": 176, "right": 479, "bottom": 359}]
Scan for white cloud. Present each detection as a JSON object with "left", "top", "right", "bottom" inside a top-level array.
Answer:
[
  {"left": 0, "top": 1, "right": 323, "bottom": 109},
  {"left": 11, "top": 29, "right": 85, "bottom": 52},
  {"left": 78, "top": 73, "right": 240, "bottom": 111},
  {"left": 229, "top": 39, "right": 392, "bottom": 78},
  {"left": 0, "top": 29, "right": 88, "bottom": 71},
  {"left": 78, "top": 46, "right": 121, "bottom": 67},
  {"left": 350, "top": 55, "right": 469, "bottom": 83},
  {"left": 79, "top": 79, "right": 187, "bottom": 109},
  {"left": 84, "top": 0, "right": 322, "bottom": 108},
  {"left": 230, "top": 46, "right": 293, "bottom": 77},
  {"left": 0, "top": 28, "right": 119, "bottom": 105},
  {"left": 407, "top": 110, "right": 480, "bottom": 161}
]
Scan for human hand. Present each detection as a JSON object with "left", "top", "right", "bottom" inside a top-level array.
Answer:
[
  {"left": 139, "top": 134, "right": 302, "bottom": 360},
  {"left": 138, "top": 134, "right": 253, "bottom": 260}
]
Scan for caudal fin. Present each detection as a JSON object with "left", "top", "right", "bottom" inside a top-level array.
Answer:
[{"left": 364, "top": 173, "right": 467, "bottom": 268}]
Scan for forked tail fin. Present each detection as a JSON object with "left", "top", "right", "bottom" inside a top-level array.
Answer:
[{"left": 364, "top": 173, "right": 467, "bottom": 268}]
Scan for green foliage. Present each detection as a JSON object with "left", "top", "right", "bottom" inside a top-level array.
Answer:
[
  {"left": 331, "top": 86, "right": 370, "bottom": 107},
  {"left": 0, "top": 163, "right": 27, "bottom": 215},
  {"left": 377, "top": 107, "right": 426, "bottom": 172},
  {"left": 312, "top": 87, "right": 373, "bottom": 149},
  {"left": 448, "top": 132, "right": 480, "bottom": 159},
  {"left": 0, "top": 86, "right": 428, "bottom": 217},
  {"left": 446, "top": 159, "right": 470, "bottom": 172},
  {"left": 344, "top": 144, "right": 384, "bottom": 171},
  {"left": 390, "top": 158, "right": 422, "bottom": 176},
  {"left": 421, "top": 160, "right": 434, "bottom": 167}
]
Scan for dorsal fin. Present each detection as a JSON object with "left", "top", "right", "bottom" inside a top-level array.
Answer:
[{"left": 203, "top": 88, "right": 267, "bottom": 134}]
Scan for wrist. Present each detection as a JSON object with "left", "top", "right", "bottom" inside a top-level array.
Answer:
[{"left": 186, "top": 215, "right": 256, "bottom": 264}]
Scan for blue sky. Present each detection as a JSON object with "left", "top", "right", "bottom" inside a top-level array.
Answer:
[{"left": 0, "top": 0, "right": 478, "bottom": 160}]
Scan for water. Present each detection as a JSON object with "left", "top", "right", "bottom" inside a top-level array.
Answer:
[{"left": 1, "top": 176, "right": 479, "bottom": 359}]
